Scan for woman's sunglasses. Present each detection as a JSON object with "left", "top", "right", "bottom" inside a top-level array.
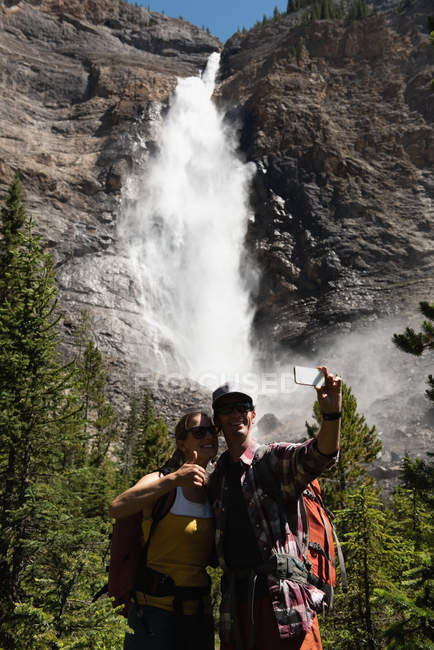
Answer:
[{"left": 186, "top": 425, "right": 219, "bottom": 439}]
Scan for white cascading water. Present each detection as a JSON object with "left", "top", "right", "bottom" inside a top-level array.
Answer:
[{"left": 123, "top": 53, "right": 256, "bottom": 384}]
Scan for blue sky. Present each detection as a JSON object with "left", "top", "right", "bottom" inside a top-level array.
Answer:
[{"left": 136, "top": 1, "right": 288, "bottom": 43}]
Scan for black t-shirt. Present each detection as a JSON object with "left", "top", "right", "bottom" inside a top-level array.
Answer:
[{"left": 223, "top": 461, "right": 263, "bottom": 569}]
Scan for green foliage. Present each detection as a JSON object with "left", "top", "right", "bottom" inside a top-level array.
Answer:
[
  {"left": 302, "top": 0, "right": 347, "bottom": 22},
  {"left": 250, "top": 3, "right": 286, "bottom": 31},
  {"left": 321, "top": 453, "right": 434, "bottom": 648},
  {"left": 118, "top": 392, "right": 140, "bottom": 478},
  {"left": 130, "top": 389, "right": 174, "bottom": 482},
  {"left": 374, "top": 455, "right": 434, "bottom": 648},
  {"left": 0, "top": 178, "right": 126, "bottom": 647},
  {"left": 307, "top": 381, "right": 381, "bottom": 510},
  {"left": 0, "top": 175, "right": 79, "bottom": 646},
  {"left": 6, "top": 466, "right": 127, "bottom": 649},
  {"left": 287, "top": 0, "right": 311, "bottom": 12},
  {"left": 426, "top": 374, "right": 434, "bottom": 401},
  {"left": 374, "top": 565, "right": 434, "bottom": 650},
  {"left": 347, "top": 0, "right": 369, "bottom": 21},
  {"left": 400, "top": 454, "right": 434, "bottom": 505},
  {"left": 76, "top": 326, "right": 120, "bottom": 466},
  {"left": 393, "top": 301, "right": 434, "bottom": 402},
  {"left": 288, "top": 0, "right": 372, "bottom": 25},
  {"left": 322, "top": 485, "right": 410, "bottom": 649},
  {"left": 207, "top": 566, "right": 223, "bottom": 632},
  {"left": 392, "top": 301, "right": 434, "bottom": 356},
  {"left": 304, "top": 382, "right": 432, "bottom": 648},
  {"left": 0, "top": 173, "right": 26, "bottom": 272}
]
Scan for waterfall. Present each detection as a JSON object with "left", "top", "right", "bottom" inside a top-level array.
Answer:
[{"left": 122, "top": 53, "right": 256, "bottom": 386}]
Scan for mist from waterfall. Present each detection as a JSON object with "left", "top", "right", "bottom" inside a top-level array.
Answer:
[{"left": 122, "top": 52, "right": 256, "bottom": 384}]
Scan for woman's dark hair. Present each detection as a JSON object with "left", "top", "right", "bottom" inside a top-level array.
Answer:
[
  {"left": 161, "top": 409, "right": 213, "bottom": 472},
  {"left": 174, "top": 409, "right": 212, "bottom": 440}
]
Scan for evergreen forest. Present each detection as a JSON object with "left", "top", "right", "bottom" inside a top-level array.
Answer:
[{"left": 0, "top": 177, "right": 432, "bottom": 647}]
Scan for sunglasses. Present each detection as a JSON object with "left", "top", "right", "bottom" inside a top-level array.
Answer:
[
  {"left": 215, "top": 402, "right": 254, "bottom": 416},
  {"left": 186, "top": 425, "right": 219, "bottom": 439}
]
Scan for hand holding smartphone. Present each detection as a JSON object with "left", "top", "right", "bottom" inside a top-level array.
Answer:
[{"left": 293, "top": 366, "right": 325, "bottom": 388}]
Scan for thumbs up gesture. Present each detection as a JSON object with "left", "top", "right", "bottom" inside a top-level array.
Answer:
[{"left": 174, "top": 450, "right": 207, "bottom": 488}]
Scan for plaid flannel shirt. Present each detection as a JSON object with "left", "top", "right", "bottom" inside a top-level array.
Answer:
[{"left": 209, "top": 437, "right": 338, "bottom": 643}]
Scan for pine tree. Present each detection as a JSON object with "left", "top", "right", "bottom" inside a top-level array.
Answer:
[
  {"left": 0, "top": 175, "right": 78, "bottom": 646},
  {"left": 347, "top": 0, "right": 369, "bottom": 20},
  {"left": 306, "top": 381, "right": 390, "bottom": 647},
  {"left": 119, "top": 392, "right": 141, "bottom": 479},
  {"left": 130, "top": 389, "right": 173, "bottom": 482},
  {"left": 0, "top": 177, "right": 125, "bottom": 648},
  {"left": 14, "top": 462, "right": 126, "bottom": 649},
  {"left": 373, "top": 455, "right": 434, "bottom": 647},
  {"left": 307, "top": 381, "right": 382, "bottom": 510},
  {"left": 77, "top": 338, "right": 120, "bottom": 467},
  {"left": 324, "top": 485, "right": 409, "bottom": 649},
  {"left": 73, "top": 318, "right": 123, "bottom": 518},
  {"left": 0, "top": 174, "right": 26, "bottom": 276},
  {"left": 393, "top": 301, "right": 434, "bottom": 402}
]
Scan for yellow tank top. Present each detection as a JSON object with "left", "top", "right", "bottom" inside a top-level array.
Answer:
[{"left": 136, "top": 487, "right": 214, "bottom": 614}]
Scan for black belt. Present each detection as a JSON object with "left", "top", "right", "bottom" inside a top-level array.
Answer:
[{"left": 135, "top": 565, "right": 210, "bottom": 615}]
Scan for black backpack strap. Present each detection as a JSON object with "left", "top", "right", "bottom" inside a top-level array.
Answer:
[
  {"left": 298, "top": 494, "right": 310, "bottom": 557},
  {"left": 144, "top": 487, "right": 176, "bottom": 560},
  {"left": 135, "top": 469, "right": 177, "bottom": 590}
]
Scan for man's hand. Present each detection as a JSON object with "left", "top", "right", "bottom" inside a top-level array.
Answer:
[
  {"left": 315, "top": 366, "right": 342, "bottom": 456},
  {"left": 315, "top": 366, "right": 342, "bottom": 415},
  {"left": 174, "top": 450, "right": 206, "bottom": 488}
]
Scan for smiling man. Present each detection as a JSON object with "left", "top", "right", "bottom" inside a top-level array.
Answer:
[{"left": 209, "top": 367, "right": 342, "bottom": 650}]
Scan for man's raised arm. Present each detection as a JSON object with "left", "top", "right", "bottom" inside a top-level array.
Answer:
[{"left": 315, "top": 366, "right": 342, "bottom": 456}]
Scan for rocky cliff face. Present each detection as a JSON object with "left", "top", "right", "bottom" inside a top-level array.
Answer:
[
  {"left": 217, "top": 0, "right": 434, "bottom": 463},
  {"left": 219, "top": 0, "right": 433, "bottom": 351},
  {"left": 0, "top": 0, "right": 432, "bottom": 453},
  {"left": 0, "top": 0, "right": 221, "bottom": 423}
]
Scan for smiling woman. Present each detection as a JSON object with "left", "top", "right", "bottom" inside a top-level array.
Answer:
[{"left": 109, "top": 410, "right": 218, "bottom": 650}]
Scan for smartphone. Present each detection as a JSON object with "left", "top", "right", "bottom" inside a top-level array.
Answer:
[{"left": 293, "top": 366, "right": 325, "bottom": 388}]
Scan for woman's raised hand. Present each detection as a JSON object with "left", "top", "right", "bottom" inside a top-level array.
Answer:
[{"left": 174, "top": 450, "right": 207, "bottom": 488}]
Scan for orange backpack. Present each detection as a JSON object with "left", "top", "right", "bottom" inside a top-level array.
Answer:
[
  {"left": 253, "top": 446, "right": 347, "bottom": 607},
  {"left": 300, "top": 479, "right": 345, "bottom": 605}
]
